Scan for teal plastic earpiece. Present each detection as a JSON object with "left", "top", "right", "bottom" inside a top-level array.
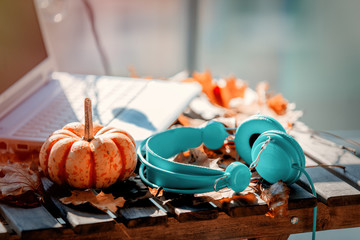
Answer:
[
  {"left": 202, "top": 121, "right": 229, "bottom": 150},
  {"left": 251, "top": 130, "right": 305, "bottom": 184},
  {"left": 234, "top": 115, "right": 286, "bottom": 165},
  {"left": 234, "top": 115, "right": 305, "bottom": 184},
  {"left": 234, "top": 115, "right": 316, "bottom": 240}
]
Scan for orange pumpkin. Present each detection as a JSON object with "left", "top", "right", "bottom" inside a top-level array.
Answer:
[{"left": 39, "top": 98, "right": 137, "bottom": 189}]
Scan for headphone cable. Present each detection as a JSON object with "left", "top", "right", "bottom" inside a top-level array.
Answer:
[{"left": 298, "top": 167, "right": 317, "bottom": 240}]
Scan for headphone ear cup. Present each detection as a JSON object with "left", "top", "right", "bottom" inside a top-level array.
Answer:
[
  {"left": 251, "top": 130, "right": 305, "bottom": 184},
  {"left": 202, "top": 121, "right": 229, "bottom": 150},
  {"left": 234, "top": 115, "right": 286, "bottom": 165}
]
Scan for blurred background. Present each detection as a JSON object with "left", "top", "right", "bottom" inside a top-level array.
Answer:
[
  {"left": 37, "top": 0, "right": 360, "bottom": 133},
  {"left": 36, "top": 0, "right": 359, "bottom": 238}
]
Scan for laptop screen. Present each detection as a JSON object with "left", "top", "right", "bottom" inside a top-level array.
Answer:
[{"left": 0, "top": 0, "right": 47, "bottom": 95}]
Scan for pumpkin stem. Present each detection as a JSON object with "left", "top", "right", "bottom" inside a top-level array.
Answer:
[{"left": 84, "top": 98, "right": 94, "bottom": 141}]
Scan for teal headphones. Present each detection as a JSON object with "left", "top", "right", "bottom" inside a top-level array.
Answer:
[
  {"left": 137, "top": 114, "right": 305, "bottom": 194},
  {"left": 137, "top": 114, "right": 317, "bottom": 240}
]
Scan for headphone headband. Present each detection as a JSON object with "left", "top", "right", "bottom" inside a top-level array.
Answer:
[
  {"left": 138, "top": 123, "right": 251, "bottom": 194},
  {"left": 138, "top": 115, "right": 305, "bottom": 194}
]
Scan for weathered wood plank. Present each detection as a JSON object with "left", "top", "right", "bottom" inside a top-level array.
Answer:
[
  {"left": 103, "top": 175, "right": 151, "bottom": 200},
  {"left": 215, "top": 191, "right": 269, "bottom": 217},
  {"left": 61, "top": 204, "right": 116, "bottom": 234},
  {"left": 0, "top": 221, "right": 10, "bottom": 240},
  {"left": 119, "top": 208, "right": 314, "bottom": 239},
  {"left": 208, "top": 182, "right": 315, "bottom": 218},
  {"left": 298, "top": 157, "right": 360, "bottom": 206},
  {"left": 42, "top": 177, "right": 115, "bottom": 234},
  {"left": 0, "top": 203, "right": 62, "bottom": 239},
  {"left": 103, "top": 175, "right": 168, "bottom": 228},
  {"left": 119, "top": 202, "right": 360, "bottom": 240},
  {"left": 1, "top": 202, "right": 358, "bottom": 240},
  {"left": 154, "top": 194, "right": 219, "bottom": 222},
  {"left": 291, "top": 124, "right": 360, "bottom": 188},
  {"left": 288, "top": 184, "right": 317, "bottom": 210},
  {"left": 117, "top": 198, "right": 168, "bottom": 228}
]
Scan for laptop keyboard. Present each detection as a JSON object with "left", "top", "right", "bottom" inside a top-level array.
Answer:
[{"left": 14, "top": 74, "right": 148, "bottom": 139}]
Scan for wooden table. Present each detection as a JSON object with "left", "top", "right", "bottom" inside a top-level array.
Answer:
[{"left": 0, "top": 122, "right": 359, "bottom": 240}]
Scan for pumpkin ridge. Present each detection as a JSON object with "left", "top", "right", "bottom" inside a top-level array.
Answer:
[
  {"left": 119, "top": 132, "right": 135, "bottom": 147},
  {"left": 63, "top": 122, "right": 85, "bottom": 137},
  {"left": 112, "top": 139, "right": 127, "bottom": 181},
  {"left": 95, "top": 126, "right": 113, "bottom": 136},
  {"left": 89, "top": 144, "right": 97, "bottom": 188},
  {"left": 59, "top": 140, "right": 76, "bottom": 184},
  {"left": 105, "top": 131, "right": 135, "bottom": 147},
  {"left": 57, "top": 131, "right": 81, "bottom": 139},
  {"left": 55, "top": 127, "right": 82, "bottom": 138},
  {"left": 43, "top": 138, "right": 63, "bottom": 176}
]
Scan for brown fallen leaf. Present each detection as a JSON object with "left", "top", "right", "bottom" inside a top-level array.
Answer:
[
  {"left": 260, "top": 181, "right": 290, "bottom": 218},
  {"left": 203, "top": 141, "right": 238, "bottom": 161},
  {"left": 173, "top": 146, "right": 212, "bottom": 167},
  {"left": 60, "top": 189, "right": 126, "bottom": 213},
  {"left": 177, "top": 114, "right": 206, "bottom": 127},
  {"left": 195, "top": 186, "right": 257, "bottom": 209},
  {"left": 0, "top": 161, "right": 43, "bottom": 207}
]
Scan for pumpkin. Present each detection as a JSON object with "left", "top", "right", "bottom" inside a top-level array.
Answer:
[{"left": 39, "top": 98, "right": 137, "bottom": 189}]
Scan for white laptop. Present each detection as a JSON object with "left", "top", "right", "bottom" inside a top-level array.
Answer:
[{"left": 0, "top": 0, "right": 200, "bottom": 152}]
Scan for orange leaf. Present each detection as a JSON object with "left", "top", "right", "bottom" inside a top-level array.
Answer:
[
  {"left": 190, "top": 71, "right": 219, "bottom": 105},
  {"left": 267, "top": 94, "right": 288, "bottom": 115},
  {"left": 213, "top": 77, "right": 248, "bottom": 108},
  {"left": 193, "top": 70, "right": 214, "bottom": 97},
  {"left": 225, "top": 76, "right": 247, "bottom": 99},
  {"left": 212, "top": 85, "right": 224, "bottom": 106},
  {"left": 148, "top": 187, "right": 163, "bottom": 197},
  {"left": 218, "top": 192, "right": 258, "bottom": 205},
  {"left": 60, "top": 190, "right": 126, "bottom": 213},
  {"left": 189, "top": 72, "right": 248, "bottom": 108}
]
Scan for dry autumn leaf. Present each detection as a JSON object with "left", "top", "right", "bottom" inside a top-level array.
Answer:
[
  {"left": 267, "top": 93, "right": 288, "bottom": 115},
  {"left": 148, "top": 187, "right": 163, "bottom": 197},
  {"left": 195, "top": 186, "right": 257, "bottom": 209},
  {"left": 0, "top": 162, "right": 43, "bottom": 207},
  {"left": 225, "top": 76, "right": 247, "bottom": 99},
  {"left": 185, "top": 71, "right": 248, "bottom": 108},
  {"left": 260, "top": 181, "right": 290, "bottom": 218},
  {"left": 173, "top": 147, "right": 210, "bottom": 166},
  {"left": 60, "top": 189, "right": 126, "bottom": 213},
  {"left": 177, "top": 114, "right": 206, "bottom": 127}
]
